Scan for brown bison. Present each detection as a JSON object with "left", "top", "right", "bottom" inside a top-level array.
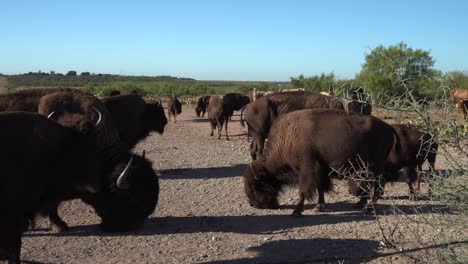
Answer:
[
  {"left": 222, "top": 93, "right": 251, "bottom": 120},
  {"left": 240, "top": 91, "right": 345, "bottom": 160},
  {"left": 243, "top": 109, "right": 397, "bottom": 216},
  {"left": 0, "top": 88, "right": 161, "bottom": 232},
  {"left": 102, "top": 94, "right": 167, "bottom": 148},
  {"left": 0, "top": 112, "right": 159, "bottom": 263},
  {"left": 195, "top": 95, "right": 211, "bottom": 117},
  {"left": 342, "top": 88, "right": 372, "bottom": 115},
  {"left": 207, "top": 96, "right": 230, "bottom": 140},
  {"left": 167, "top": 96, "right": 182, "bottom": 123},
  {"left": 450, "top": 88, "right": 468, "bottom": 103},
  {"left": 385, "top": 125, "right": 438, "bottom": 200}
]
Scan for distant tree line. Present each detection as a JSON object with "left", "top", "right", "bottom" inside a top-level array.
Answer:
[{"left": 290, "top": 42, "right": 468, "bottom": 100}]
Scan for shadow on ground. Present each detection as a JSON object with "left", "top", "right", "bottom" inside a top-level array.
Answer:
[
  {"left": 159, "top": 164, "right": 247, "bottom": 179},
  {"left": 201, "top": 238, "right": 381, "bottom": 264},
  {"left": 25, "top": 211, "right": 373, "bottom": 238}
]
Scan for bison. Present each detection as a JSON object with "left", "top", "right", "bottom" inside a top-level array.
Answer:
[
  {"left": 450, "top": 88, "right": 468, "bottom": 103},
  {"left": 102, "top": 94, "right": 167, "bottom": 148},
  {"left": 207, "top": 96, "right": 230, "bottom": 140},
  {"left": 195, "top": 95, "right": 211, "bottom": 117},
  {"left": 0, "top": 88, "right": 162, "bottom": 232},
  {"left": 243, "top": 109, "right": 397, "bottom": 216},
  {"left": 167, "top": 96, "right": 182, "bottom": 123},
  {"left": 385, "top": 125, "right": 438, "bottom": 200},
  {"left": 0, "top": 112, "right": 158, "bottom": 263},
  {"left": 222, "top": 93, "right": 250, "bottom": 120},
  {"left": 240, "top": 91, "right": 345, "bottom": 160},
  {"left": 343, "top": 88, "right": 372, "bottom": 115}
]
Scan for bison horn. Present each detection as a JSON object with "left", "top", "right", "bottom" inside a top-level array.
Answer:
[
  {"left": 249, "top": 163, "right": 259, "bottom": 180},
  {"left": 47, "top": 111, "right": 56, "bottom": 119},
  {"left": 116, "top": 156, "right": 134, "bottom": 190},
  {"left": 92, "top": 107, "right": 102, "bottom": 127}
]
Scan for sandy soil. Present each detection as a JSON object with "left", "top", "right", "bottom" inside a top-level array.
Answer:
[{"left": 21, "top": 105, "right": 466, "bottom": 264}]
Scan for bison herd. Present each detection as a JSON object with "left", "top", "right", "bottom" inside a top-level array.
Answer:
[{"left": 1, "top": 86, "right": 465, "bottom": 263}]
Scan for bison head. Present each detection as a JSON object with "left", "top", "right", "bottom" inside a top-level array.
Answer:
[
  {"left": 38, "top": 92, "right": 103, "bottom": 134},
  {"left": 144, "top": 98, "right": 167, "bottom": 134},
  {"left": 243, "top": 161, "right": 280, "bottom": 209},
  {"left": 84, "top": 154, "right": 159, "bottom": 232}
]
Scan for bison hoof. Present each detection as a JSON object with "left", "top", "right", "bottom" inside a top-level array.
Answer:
[
  {"left": 312, "top": 204, "right": 323, "bottom": 213},
  {"left": 291, "top": 210, "right": 303, "bottom": 217},
  {"left": 51, "top": 222, "right": 69, "bottom": 233},
  {"left": 365, "top": 206, "right": 375, "bottom": 215}
]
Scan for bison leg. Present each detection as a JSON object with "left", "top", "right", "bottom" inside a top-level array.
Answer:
[
  {"left": 312, "top": 189, "right": 325, "bottom": 213},
  {"left": 210, "top": 122, "right": 215, "bottom": 137},
  {"left": 48, "top": 206, "right": 69, "bottom": 232},
  {"left": 224, "top": 118, "right": 229, "bottom": 140},
  {"left": 403, "top": 167, "right": 418, "bottom": 201},
  {"left": 292, "top": 191, "right": 305, "bottom": 217},
  {"left": 217, "top": 119, "right": 222, "bottom": 139},
  {"left": 0, "top": 219, "right": 23, "bottom": 264}
]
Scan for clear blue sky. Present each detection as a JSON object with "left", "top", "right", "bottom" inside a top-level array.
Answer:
[{"left": 1, "top": 0, "right": 467, "bottom": 81}]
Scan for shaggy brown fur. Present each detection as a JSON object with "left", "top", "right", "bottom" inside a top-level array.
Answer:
[
  {"left": 243, "top": 109, "right": 397, "bottom": 216},
  {"left": 0, "top": 88, "right": 160, "bottom": 233},
  {"left": 240, "top": 91, "right": 345, "bottom": 160},
  {"left": 222, "top": 93, "right": 250, "bottom": 120},
  {"left": 0, "top": 112, "right": 100, "bottom": 263},
  {"left": 207, "top": 96, "right": 230, "bottom": 140},
  {"left": 167, "top": 96, "right": 182, "bottom": 123},
  {"left": 450, "top": 88, "right": 468, "bottom": 103},
  {"left": 385, "top": 125, "right": 438, "bottom": 200},
  {"left": 102, "top": 95, "right": 167, "bottom": 148}
]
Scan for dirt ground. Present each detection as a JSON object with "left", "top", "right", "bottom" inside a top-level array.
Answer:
[{"left": 22, "top": 105, "right": 466, "bottom": 264}]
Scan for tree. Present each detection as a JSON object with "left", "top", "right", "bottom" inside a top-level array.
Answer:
[
  {"left": 67, "top": 70, "right": 77, "bottom": 76},
  {"left": 356, "top": 42, "right": 441, "bottom": 98},
  {"left": 81, "top": 72, "right": 91, "bottom": 76},
  {"left": 290, "top": 72, "right": 336, "bottom": 93}
]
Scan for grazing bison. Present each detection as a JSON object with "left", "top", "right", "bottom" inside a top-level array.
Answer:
[
  {"left": 222, "top": 93, "right": 250, "bottom": 120},
  {"left": 385, "top": 125, "right": 438, "bottom": 200},
  {"left": 243, "top": 109, "right": 397, "bottom": 216},
  {"left": 241, "top": 91, "right": 345, "bottom": 160},
  {"left": 167, "top": 96, "right": 182, "bottom": 123},
  {"left": 207, "top": 96, "right": 230, "bottom": 140},
  {"left": 0, "top": 112, "right": 159, "bottom": 263},
  {"left": 102, "top": 94, "right": 167, "bottom": 148},
  {"left": 195, "top": 95, "right": 211, "bottom": 117},
  {"left": 0, "top": 88, "right": 161, "bottom": 232}
]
